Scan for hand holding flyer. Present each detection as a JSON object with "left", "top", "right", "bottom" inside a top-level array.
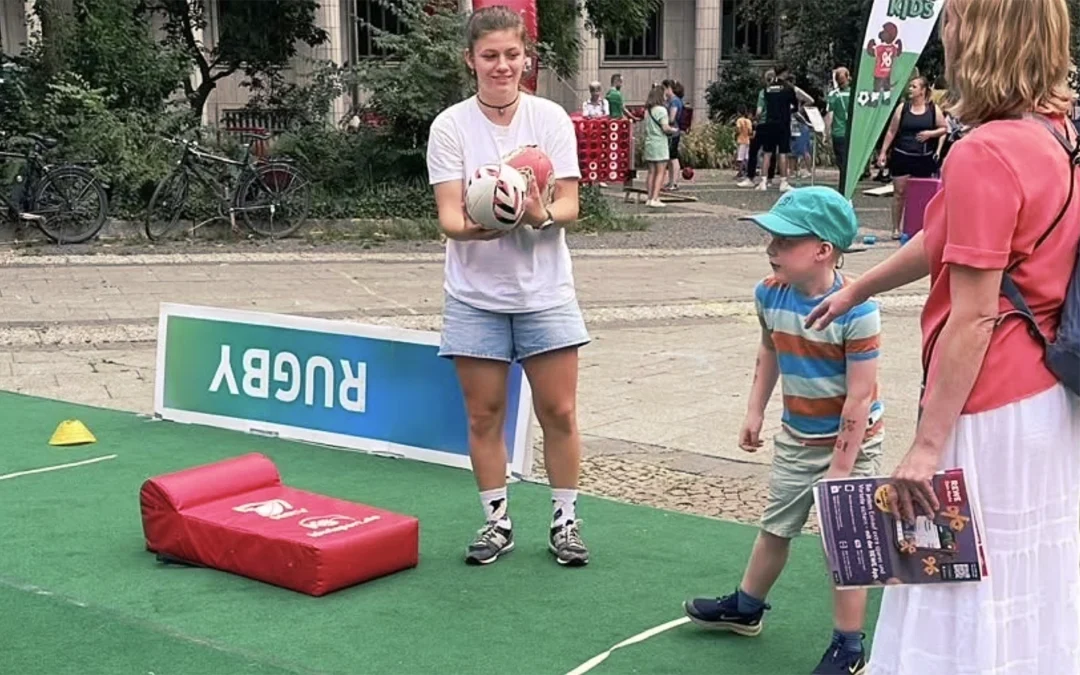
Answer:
[{"left": 813, "top": 468, "right": 988, "bottom": 589}]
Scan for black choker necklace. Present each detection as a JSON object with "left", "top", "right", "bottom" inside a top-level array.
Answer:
[{"left": 477, "top": 93, "right": 520, "bottom": 116}]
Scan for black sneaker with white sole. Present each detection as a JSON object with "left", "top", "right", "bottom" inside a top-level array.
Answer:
[
  {"left": 549, "top": 520, "right": 589, "bottom": 566},
  {"left": 682, "top": 590, "right": 770, "bottom": 636},
  {"left": 464, "top": 521, "right": 514, "bottom": 565}
]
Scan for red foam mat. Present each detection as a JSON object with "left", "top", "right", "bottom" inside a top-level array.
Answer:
[{"left": 140, "top": 453, "right": 419, "bottom": 596}]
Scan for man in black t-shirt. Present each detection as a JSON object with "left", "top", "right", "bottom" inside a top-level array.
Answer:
[{"left": 756, "top": 66, "right": 813, "bottom": 192}]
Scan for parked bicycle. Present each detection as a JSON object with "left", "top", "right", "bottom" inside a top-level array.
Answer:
[
  {"left": 144, "top": 132, "right": 312, "bottom": 241},
  {"left": 0, "top": 131, "right": 110, "bottom": 244}
]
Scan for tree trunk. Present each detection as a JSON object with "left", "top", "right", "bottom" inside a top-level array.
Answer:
[{"left": 188, "top": 78, "right": 216, "bottom": 119}]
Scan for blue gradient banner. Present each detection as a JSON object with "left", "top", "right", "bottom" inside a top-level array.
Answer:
[{"left": 155, "top": 304, "right": 532, "bottom": 476}]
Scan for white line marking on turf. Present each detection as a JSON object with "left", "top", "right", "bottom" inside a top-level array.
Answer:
[
  {"left": 565, "top": 616, "right": 691, "bottom": 675},
  {"left": 0, "top": 454, "right": 117, "bottom": 481}
]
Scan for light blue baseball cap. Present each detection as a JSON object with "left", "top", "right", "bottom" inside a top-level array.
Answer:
[{"left": 739, "top": 186, "right": 862, "bottom": 252}]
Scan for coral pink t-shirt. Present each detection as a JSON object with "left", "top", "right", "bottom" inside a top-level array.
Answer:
[{"left": 921, "top": 115, "right": 1080, "bottom": 415}]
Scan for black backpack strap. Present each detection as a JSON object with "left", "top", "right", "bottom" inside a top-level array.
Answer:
[{"left": 1000, "top": 114, "right": 1080, "bottom": 343}]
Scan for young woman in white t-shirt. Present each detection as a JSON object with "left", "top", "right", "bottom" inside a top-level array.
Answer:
[{"left": 426, "top": 6, "right": 590, "bottom": 568}]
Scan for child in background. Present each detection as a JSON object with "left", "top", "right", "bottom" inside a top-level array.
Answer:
[{"left": 735, "top": 109, "right": 753, "bottom": 178}]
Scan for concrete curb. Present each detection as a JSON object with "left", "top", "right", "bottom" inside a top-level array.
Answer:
[{"left": 0, "top": 217, "right": 436, "bottom": 246}]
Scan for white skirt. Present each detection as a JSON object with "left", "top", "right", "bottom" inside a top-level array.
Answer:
[{"left": 869, "top": 384, "right": 1080, "bottom": 675}]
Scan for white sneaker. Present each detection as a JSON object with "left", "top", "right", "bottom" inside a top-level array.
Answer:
[
  {"left": 756, "top": 180, "right": 768, "bottom": 191},
  {"left": 647, "top": 199, "right": 666, "bottom": 208},
  {"left": 779, "top": 180, "right": 793, "bottom": 192},
  {"left": 737, "top": 178, "right": 756, "bottom": 188}
]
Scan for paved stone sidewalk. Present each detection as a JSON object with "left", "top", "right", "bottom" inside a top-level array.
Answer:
[{"left": 0, "top": 246, "right": 927, "bottom": 531}]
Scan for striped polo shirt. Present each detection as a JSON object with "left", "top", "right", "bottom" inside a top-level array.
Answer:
[{"left": 754, "top": 273, "right": 884, "bottom": 444}]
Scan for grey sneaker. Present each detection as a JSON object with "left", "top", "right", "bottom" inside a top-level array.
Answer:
[
  {"left": 549, "top": 520, "right": 589, "bottom": 566},
  {"left": 465, "top": 521, "right": 514, "bottom": 565}
]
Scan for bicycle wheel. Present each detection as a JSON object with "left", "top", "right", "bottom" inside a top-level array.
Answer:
[
  {"left": 32, "top": 165, "right": 109, "bottom": 244},
  {"left": 234, "top": 162, "right": 312, "bottom": 238},
  {"left": 144, "top": 168, "right": 189, "bottom": 241}
]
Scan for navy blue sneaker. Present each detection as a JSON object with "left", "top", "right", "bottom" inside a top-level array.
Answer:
[
  {"left": 682, "top": 590, "right": 770, "bottom": 636},
  {"left": 812, "top": 633, "right": 867, "bottom": 675}
]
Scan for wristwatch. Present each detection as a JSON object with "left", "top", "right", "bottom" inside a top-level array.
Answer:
[{"left": 537, "top": 208, "right": 555, "bottom": 230}]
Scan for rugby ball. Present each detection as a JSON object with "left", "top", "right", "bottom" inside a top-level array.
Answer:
[
  {"left": 503, "top": 145, "right": 555, "bottom": 206},
  {"left": 465, "top": 164, "right": 528, "bottom": 231}
]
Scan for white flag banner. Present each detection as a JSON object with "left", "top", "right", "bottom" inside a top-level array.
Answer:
[{"left": 842, "top": 0, "right": 945, "bottom": 198}]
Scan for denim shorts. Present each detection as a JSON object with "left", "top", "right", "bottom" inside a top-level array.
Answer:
[{"left": 438, "top": 294, "right": 590, "bottom": 362}]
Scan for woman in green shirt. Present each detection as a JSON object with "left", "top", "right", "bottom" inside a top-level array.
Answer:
[{"left": 642, "top": 83, "right": 678, "bottom": 207}]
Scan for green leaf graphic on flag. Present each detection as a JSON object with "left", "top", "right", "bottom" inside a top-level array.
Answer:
[{"left": 842, "top": 0, "right": 945, "bottom": 198}]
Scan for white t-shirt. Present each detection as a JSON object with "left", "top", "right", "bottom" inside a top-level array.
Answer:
[
  {"left": 582, "top": 98, "right": 609, "bottom": 118},
  {"left": 426, "top": 93, "right": 581, "bottom": 313}
]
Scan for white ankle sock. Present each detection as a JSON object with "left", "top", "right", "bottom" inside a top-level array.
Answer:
[
  {"left": 479, "top": 487, "right": 510, "bottom": 527},
  {"left": 551, "top": 488, "right": 578, "bottom": 529}
]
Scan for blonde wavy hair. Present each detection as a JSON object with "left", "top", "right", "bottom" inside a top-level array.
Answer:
[{"left": 946, "top": 0, "right": 1074, "bottom": 125}]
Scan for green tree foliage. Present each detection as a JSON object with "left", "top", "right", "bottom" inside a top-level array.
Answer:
[
  {"left": 738, "top": 0, "right": 872, "bottom": 94},
  {"left": 150, "top": 0, "right": 328, "bottom": 118},
  {"left": 536, "top": 0, "right": 581, "bottom": 82},
  {"left": 351, "top": 1, "right": 472, "bottom": 155},
  {"left": 65, "top": 0, "right": 189, "bottom": 112},
  {"left": 705, "top": 48, "right": 761, "bottom": 123},
  {"left": 537, "top": 0, "right": 663, "bottom": 80}
]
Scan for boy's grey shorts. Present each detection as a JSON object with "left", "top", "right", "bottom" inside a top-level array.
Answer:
[{"left": 760, "top": 428, "right": 883, "bottom": 539}]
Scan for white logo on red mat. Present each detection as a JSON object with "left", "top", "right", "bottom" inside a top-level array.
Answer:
[
  {"left": 232, "top": 499, "right": 308, "bottom": 520},
  {"left": 298, "top": 514, "right": 380, "bottom": 538}
]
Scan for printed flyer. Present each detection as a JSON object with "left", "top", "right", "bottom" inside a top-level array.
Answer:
[{"left": 814, "top": 468, "right": 988, "bottom": 589}]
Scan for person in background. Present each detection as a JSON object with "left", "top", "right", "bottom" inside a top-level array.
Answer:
[
  {"left": 739, "top": 70, "right": 779, "bottom": 188},
  {"left": 643, "top": 83, "right": 679, "bottom": 208},
  {"left": 930, "top": 75, "right": 948, "bottom": 106},
  {"left": 757, "top": 66, "right": 813, "bottom": 193},
  {"left": 735, "top": 107, "right": 754, "bottom": 178},
  {"left": 606, "top": 73, "right": 626, "bottom": 119},
  {"left": 790, "top": 109, "right": 813, "bottom": 180},
  {"left": 876, "top": 76, "right": 947, "bottom": 239},
  {"left": 582, "top": 80, "right": 609, "bottom": 118},
  {"left": 825, "top": 67, "right": 852, "bottom": 181},
  {"left": 663, "top": 79, "right": 685, "bottom": 191}
]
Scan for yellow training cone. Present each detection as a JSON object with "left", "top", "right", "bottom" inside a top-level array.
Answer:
[{"left": 49, "top": 420, "right": 97, "bottom": 446}]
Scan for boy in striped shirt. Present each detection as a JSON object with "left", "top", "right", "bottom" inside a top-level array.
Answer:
[{"left": 683, "top": 187, "right": 882, "bottom": 675}]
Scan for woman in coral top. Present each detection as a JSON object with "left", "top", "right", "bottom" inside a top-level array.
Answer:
[{"left": 807, "top": 0, "right": 1080, "bottom": 672}]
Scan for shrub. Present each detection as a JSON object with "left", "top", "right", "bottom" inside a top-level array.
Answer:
[
  {"left": 577, "top": 184, "right": 647, "bottom": 233},
  {"left": 705, "top": 48, "right": 760, "bottom": 124},
  {"left": 678, "top": 123, "right": 738, "bottom": 169}
]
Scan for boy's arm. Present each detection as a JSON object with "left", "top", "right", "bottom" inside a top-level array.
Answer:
[
  {"left": 747, "top": 316, "right": 780, "bottom": 419},
  {"left": 827, "top": 358, "right": 877, "bottom": 477},
  {"left": 827, "top": 307, "right": 881, "bottom": 477}
]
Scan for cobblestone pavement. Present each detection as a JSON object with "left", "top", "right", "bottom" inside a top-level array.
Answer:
[{"left": 0, "top": 239, "right": 927, "bottom": 535}]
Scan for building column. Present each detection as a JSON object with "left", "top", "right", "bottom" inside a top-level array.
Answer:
[
  {"left": 314, "top": 0, "right": 347, "bottom": 123},
  {"left": 24, "top": 0, "right": 40, "bottom": 46},
  {"left": 460, "top": 0, "right": 473, "bottom": 12},
  {"left": 573, "top": 11, "right": 600, "bottom": 112},
  {"left": 692, "top": 0, "right": 722, "bottom": 126}
]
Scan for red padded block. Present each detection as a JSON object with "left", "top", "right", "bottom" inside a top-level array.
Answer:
[{"left": 140, "top": 453, "right": 419, "bottom": 596}]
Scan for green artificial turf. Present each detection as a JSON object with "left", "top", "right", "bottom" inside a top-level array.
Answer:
[{"left": 0, "top": 391, "right": 879, "bottom": 674}]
